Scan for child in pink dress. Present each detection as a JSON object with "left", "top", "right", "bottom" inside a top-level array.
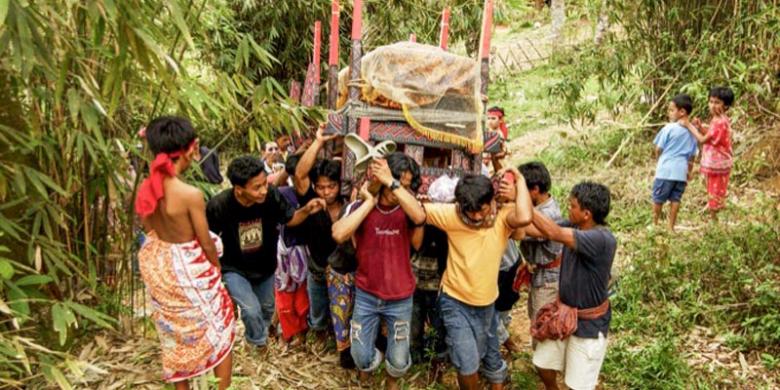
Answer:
[{"left": 683, "top": 87, "right": 735, "bottom": 221}]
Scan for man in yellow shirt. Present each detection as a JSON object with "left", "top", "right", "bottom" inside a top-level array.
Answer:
[{"left": 425, "top": 169, "right": 533, "bottom": 390}]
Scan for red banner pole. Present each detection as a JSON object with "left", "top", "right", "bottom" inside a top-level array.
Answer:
[
  {"left": 327, "top": 0, "right": 340, "bottom": 109},
  {"left": 313, "top": 21, "right": 322, "bottom": 105},
  {"left": 439, "top": 7, "right": 451, "bottom": 50}
]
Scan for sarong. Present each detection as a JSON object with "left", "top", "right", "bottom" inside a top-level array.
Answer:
[
  {"left": 327, "top": 267, "right": 355, "bottom": 352},
  {"left": 138, "top": 231, "right": 235, "bottom": 382}
]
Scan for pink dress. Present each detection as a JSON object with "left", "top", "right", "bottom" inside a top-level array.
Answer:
[{"left": 700, "top": 116, "right": 733, "bottom": 210}]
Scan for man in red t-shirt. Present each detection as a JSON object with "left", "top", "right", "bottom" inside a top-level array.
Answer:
[{"left": 332, "top": 152, "right": 426, "bottom": 389}]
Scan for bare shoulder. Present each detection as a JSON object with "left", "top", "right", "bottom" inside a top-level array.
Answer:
[{"left": 167, "top": 179, "right": 205, "bottom": 206}]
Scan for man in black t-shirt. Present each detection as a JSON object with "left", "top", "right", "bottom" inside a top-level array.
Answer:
[
  {"left": 293, "top": 126, "right": 343, "bottom": 336},
  {"left": 207, "top": 156, "right": 324, "bottom": 348},
  {"left": 525, "top": 181, "right": 616, "bottom": 390}
]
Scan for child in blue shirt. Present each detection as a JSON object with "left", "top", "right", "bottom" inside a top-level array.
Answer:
[{"left": 652, "top": 94, "right": 698, "bottom": 231}]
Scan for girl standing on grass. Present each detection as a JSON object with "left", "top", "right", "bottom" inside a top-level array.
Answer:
[{"left": 683, "top": 86, "right": 736, "bottom": 221}]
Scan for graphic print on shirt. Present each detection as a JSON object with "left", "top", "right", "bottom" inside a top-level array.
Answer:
[{"left": 239, "top": 219, "right": 263, "bottom": 253}]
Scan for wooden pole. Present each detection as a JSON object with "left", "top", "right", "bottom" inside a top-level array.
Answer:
[
  {"left": 439, "top": 7, "right": 451, "bottom": 50},
  {"left": 343, "top": 0, "right": 364, "bottom": 193},
  {"left": 327, "top": 0, "right": 340, "bottom": 109},
  {"left": 476, "top": 0, "right": 494, "bottom": 172},
  {"left": 479, "top": 0, "right": 494, "bottom": 98},
  {"left": 313, "top": 21, "right": 322, "bottom": 106}
]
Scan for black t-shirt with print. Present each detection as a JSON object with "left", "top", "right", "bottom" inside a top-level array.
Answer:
[
  {"left": 558, "top": 221, "right": 617, "bottom": 338},
  {"left": 206, "top": 186, "right": 295, "bottom": 280}
]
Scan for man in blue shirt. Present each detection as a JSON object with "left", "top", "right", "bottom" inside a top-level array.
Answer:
[{"left": 652, "top": 94, "right": 699, "bottom": 231}]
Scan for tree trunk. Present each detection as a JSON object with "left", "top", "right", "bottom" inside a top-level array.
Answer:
[
  {"left": 593, "top": 0, "right": 609, "bottom": 45},
  {"left": 550, "top": 0, "right": 565, "bottom": 47}
]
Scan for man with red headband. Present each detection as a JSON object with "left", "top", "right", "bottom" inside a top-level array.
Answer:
[
  {"left": 134, "top": 116, "right": 235, "bottom": 389},
  {"left": 484, "top": 106, "right": 510, "bottom": 174}
]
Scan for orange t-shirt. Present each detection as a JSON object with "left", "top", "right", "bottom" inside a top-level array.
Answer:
[{"left": 425, "top": 204, "right": 514, "bottom": 306}]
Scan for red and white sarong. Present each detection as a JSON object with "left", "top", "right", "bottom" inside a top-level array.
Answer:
[{"left": 138, "top": 231, "right": 235, "bottom": 382}]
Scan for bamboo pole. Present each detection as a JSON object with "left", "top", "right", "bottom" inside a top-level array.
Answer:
[
  {"left": 439, "top": 7, "right": 451, "bottom": 50},
  {"left": 327, "top": 0, "right": 340, "bottom": 109}
]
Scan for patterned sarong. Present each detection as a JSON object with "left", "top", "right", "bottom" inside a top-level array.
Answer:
[
  {"left": 138, "top": 231, "right": 235, "bottom": 382},
  {"left": 327, "top": 267, "right": 355, "bottom": 352}
]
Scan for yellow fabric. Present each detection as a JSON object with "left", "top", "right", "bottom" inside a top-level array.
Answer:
[
  {"left": 425, "top": 203, "right": 514, "bottom": 306},
  {"left": 402, "top": 104, "right": 483, "bottom": 153}
]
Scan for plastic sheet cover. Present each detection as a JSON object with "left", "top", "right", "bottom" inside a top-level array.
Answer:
[{"left": 337, "top": 42, "right": 483, "bottom": 152}]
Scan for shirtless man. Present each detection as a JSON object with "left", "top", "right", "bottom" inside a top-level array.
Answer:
[{"left": 135, "top": 116, "right": 234, "bottom": 389}]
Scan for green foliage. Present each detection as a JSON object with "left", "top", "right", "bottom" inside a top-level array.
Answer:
[
  {"left": 224, "top": 0, "right": 486, "bottom": 84},
  {"left": 0, "top": 0, "right": 321, "bottom": 386},
  {"left": 602, "top": 336, "right": 691, "bottom": 389},
  {"left": 550, "top": 0, "right": 780, "bottom": 125}
]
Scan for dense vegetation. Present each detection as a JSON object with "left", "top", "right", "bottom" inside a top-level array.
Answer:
[{"left": 1, "top": 0, "right": 778, "bottom": 388}]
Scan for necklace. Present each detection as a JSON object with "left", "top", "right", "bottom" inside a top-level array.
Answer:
[{"left": 375, "top": 204, "right": 400, "bottom": 215}]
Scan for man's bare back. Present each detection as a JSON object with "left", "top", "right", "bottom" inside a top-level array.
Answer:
[{"left": 142, "top": 176, "right": 219, "bottom": 266}]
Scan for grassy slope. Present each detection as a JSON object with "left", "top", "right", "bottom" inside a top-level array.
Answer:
[{"left": 491, "top": 52, "right": 780, "bottom": 389}]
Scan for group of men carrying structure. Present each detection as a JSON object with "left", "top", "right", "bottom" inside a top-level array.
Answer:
[{"left": 135, "top": 111, "right": 617, "bottom": 389}]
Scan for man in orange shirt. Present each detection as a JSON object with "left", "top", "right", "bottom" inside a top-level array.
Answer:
[{"left": 424, "top": 169, "right": 533, "bottom": 390}]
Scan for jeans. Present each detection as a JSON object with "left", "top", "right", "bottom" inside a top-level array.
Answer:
[
  {"left": 307, "top": 272, "right": 330, "bottom": 331},
  {"left": 496, "top": 310, "right": 512, "bottom": 345},
  {"left": 223, "top": 272, "right": 275, "bottom": 346},
  {"left": 350, "top": 288, "right": 413, "bottom": 378},
  {"left": 410, "top": 289, "right": 447, "bottom": 363},
  {"left": 438, "top": 292, "right": 507, "bottom": 384}
]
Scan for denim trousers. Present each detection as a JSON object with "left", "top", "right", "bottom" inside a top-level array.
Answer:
[
  {"left": 410, "top": 289, "right": 447, "bottom": 363},
  {"left": 307, "top": 272, "right": 330, "bottom": 331},
  {"left": 222, "top": 272, "right": 275, "bottom": 346},
  {"left": 350, "top": 288, "right": 413, "bottom": 378},
  {"left": 438, "top": 292, "right": 507, "bottom": 384}
]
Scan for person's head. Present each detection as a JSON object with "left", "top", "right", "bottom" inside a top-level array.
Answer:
[
  {"left": 568, "top": 181, "right": 611, "bottom": 228},
  {"left": 284, "top": 153, "right": 302, "bottom": 185},
  {"left": 668, "top": 94, "right": 693, "bottom": 122},
  {"left": 378, "top": 152, "right": 421, "bottom": 206},
  {"left": 310, "top": 159, "right": 342, "bottom": 205},
  {"left": 263, "top": 141, "right": 280, "bottom": 162},
  {"left": 486, "top": 106, "right": 505, "bottom": 131},
  {"left": 228, "top": 156, "right": 268, "bottom": 205},
  {"left": 454, "top": 174, "right": 496, "bottom": 227},
  {"left": 518, "top": 161, "right": 552, "bottom": 205},
  {"left": 276, "top": 135, "right": 291, "bottom": 152},
  {"left": 144, "top": 116, "right": 199, "bottom": 169},
  {"left": 708, "top": 86, "right": 735, "bottom": 116}
]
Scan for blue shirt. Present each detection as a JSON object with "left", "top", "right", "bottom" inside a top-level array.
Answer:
[{"left": 654, "top": 123, "right": 698, "bottom": 182}]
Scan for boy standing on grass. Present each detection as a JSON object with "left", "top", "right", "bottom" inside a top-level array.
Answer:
[
  {"left": 684, "top": 86, "right": 736, "bottom": 221},
  {"left": 135, "top": 116, "right": 234, "bottom": 389},
  {"left": 652, "top": 94, "right": 699, "bottom": 231}
]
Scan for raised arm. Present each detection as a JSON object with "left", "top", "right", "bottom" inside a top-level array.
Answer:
[
  {"left": 189, "top": 191, "right": 220, "bottom": 268},
  {"left": 286, "top": 198, "right": 326, "bottom": 227},
  {"left": 502, "top": 167, "right": 533, "bottom": 228},
  {"left": 683, "top": 117, "right": 710, "bottom": 144},
  {"left": 332, "top": 183, "right": 376, "bottom": 244},
  {"left": 531, "top": 208, "right": 575, "bottom": 249},
  {"left": 370, "top": 158, "right": 426, "bottom": 225},
  {"left": 294, "top": 125, "right": 337, "bottom": 195}
]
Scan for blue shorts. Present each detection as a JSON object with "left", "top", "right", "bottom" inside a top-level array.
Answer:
[{"left": 652, "top": 178, "right": 687, "bottom": 204}]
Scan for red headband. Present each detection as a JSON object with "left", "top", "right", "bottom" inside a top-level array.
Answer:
[
  {"left": 487, "top": 109, "right": 504, "bottom": 119},
  {"left": 134, "top": 140, "right": 196, "bottom": 218}
]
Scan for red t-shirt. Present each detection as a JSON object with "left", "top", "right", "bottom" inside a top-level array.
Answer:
[{"left": 354, "top": 204, "right": 416, "bottom": 300}]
